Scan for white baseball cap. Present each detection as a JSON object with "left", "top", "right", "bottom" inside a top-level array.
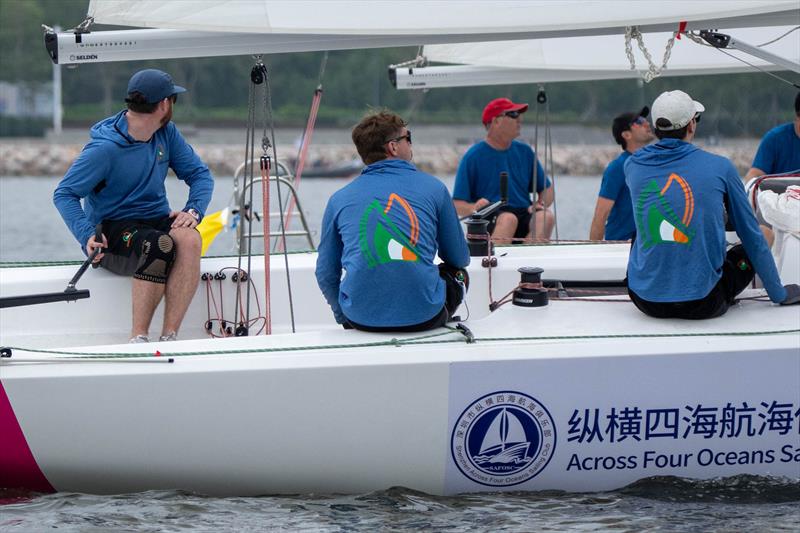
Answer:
[{"left": 651, "top": 90, "right": 705, "bottom": 131}]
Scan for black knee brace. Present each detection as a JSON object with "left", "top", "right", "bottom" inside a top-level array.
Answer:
[{"left": 133, "top": 230, "right": 176, "bottom": 284}]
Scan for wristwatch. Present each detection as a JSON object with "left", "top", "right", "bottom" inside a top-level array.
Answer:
[{"left": 186, "top": 208, "right": 200, "bottom": 222}]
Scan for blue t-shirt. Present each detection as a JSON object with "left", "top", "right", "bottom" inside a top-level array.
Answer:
[
  {"left": 598, "top": 151, "right": 635, "bottom": 240},
  {"left": 625, "top": 139, "right": 786, "bottom": 304},
  {"left": 54, "top": 111, "right": 214, "bottom": 249},
  {"left": 453, "top": 140, "right": 550, "bottom": 209},
  {"left": 752, "top": 122, "right": 800, "bottom": 175},
  {"left": 315, "top": 159, "right": 470, "bottom": 327}
]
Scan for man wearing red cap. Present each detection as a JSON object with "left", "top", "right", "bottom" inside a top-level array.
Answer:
[{"left": 453, "top": 97, "right": 554, "bottom": 242}]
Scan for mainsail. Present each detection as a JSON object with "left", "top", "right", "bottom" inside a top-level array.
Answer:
[
  {"left": 86, "top": 0, "right": 797, "bottom": 36},
  {"left": 46, "top": 1, "right": 799, "bottom": 65}
]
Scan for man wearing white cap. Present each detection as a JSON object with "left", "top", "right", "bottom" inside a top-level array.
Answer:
[{"left": 623, "top": 90, "right": 799, "bottom": 318}]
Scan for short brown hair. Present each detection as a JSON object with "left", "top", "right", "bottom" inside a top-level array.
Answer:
[
  {"left": 125, "top": 92, "right": 159, "bottom": 114},
  {"left": 351, "top": 110, "right": 406, "bottom": 165}
]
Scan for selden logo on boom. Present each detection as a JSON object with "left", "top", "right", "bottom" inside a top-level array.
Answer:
[{"left": 451, "top": 391, "right": 556, "bottom": 487}]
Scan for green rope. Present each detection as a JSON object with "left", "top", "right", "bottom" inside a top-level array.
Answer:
[{"left": 2, "top": 328, "right": 796, "bottom": 360}]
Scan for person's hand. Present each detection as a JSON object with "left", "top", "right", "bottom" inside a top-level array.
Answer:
[
  {"left": 529, "top": 201, "right": 546, "bottom": 213},
  {"left": 86, "top": 233, "right": 107, "bottom": 263},
  {"left": 780, "top": 284, "right": 800, "bottom": 305},
  {"left": 170, "top": 210, "right": 199, "bottom": 229},
  {"left": 474, "top": 198, "right": 490, "bottom": 212}
]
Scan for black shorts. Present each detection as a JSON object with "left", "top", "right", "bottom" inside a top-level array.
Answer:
[
  {"left": 99, "top": 216, "right": 174, "bottom": 279},
  {"left": 628, "top": 244, "right": 755, "bottom": 320},
  {"left": 487, "top": 206, "right": 531, "bottom": 240},
  {"left": 346, "top": 263, "right": 469, "bottom": 332}
]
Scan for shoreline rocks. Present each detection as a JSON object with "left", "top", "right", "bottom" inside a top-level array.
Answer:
[{"left": 0, "top": 140, "right": 759, "bottom": 178}]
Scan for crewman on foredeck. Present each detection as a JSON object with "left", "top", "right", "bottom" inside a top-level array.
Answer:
[
  {"left": 54, "top": 69, "right": 214, "bottom": 343},
  {"left": 315, "top": 110, "right": 470, "bottom": 332},
  {"left": 624, "top": 90, "right": 800, "bottom": 318},
  {"left": 589, "top": 107, "right": 655, "bottom": 241},
  {"left": 453, "top": 97, "right": 554, "bottom": 243}
]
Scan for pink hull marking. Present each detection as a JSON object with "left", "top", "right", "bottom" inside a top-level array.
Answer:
[{"left": 0, "top": 380, "right": 55, "bottom": 492}]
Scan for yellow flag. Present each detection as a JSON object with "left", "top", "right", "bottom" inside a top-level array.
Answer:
[{"left": 197, "top": 208, "right": 229, "bottom": 256}]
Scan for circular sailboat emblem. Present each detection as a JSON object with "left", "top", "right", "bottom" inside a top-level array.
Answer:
[{"left": 451, "top": 391, "right": 556, "bottom": 487}]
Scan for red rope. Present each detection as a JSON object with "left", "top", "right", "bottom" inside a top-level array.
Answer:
[{"left": 278, "top": 88, "right": 323, "bottom": 251}]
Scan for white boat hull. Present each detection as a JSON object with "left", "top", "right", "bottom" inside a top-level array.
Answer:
[{"left": 1, "top": 242, "right": 799, "bottom": 495}]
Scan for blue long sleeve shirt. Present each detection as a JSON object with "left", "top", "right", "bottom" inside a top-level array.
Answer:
[
  {"left": 53, "top": 111, "right": 214, "bottom": 250},
  {"left": 315, "top": 159, "right": 470, "bottom": 327},
  {"left": 625, "top": 138, "right": 786, "bottom": 304}
]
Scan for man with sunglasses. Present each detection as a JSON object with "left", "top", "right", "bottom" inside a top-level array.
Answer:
[
  {"left": 589, "top": 107, "right": 654, "bottom": 241},
  {"left": 453, "top": 97, "right": 554, "bottom": 243},
  {"left": 316, "top": 111, "right": 469, "bottom": 332},
  {"left": 624, "top": 90, "right": 799, "bottom": 319},
  {"left": 54, "top": 69, "right": 214, "bottom": 343}
]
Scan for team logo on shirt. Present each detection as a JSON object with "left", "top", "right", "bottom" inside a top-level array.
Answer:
[
  {"left": 358, "top": 193, "right": 420, "bottom": 267},
  {"left": 157, "top": 145, "right": 165, "bottom": 161},
  {"left": 635, "top": 173, "right": 695, "bottom": 248}
]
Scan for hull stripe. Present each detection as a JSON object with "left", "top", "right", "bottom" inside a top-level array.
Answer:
[{"left": 0, "top": 380, "right": 55, "bottom": 493}]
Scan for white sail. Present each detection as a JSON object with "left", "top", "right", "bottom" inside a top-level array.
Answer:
[
  {"left": 424, "top": 26, "right": 799, "bottom": 70},
  {"left": 87, "top": 0, "right": 797, "bottom": 37}
]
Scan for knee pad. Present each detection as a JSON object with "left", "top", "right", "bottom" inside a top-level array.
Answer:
[{"left": 133, "top": 230, "right": 176, "bottom": 284}]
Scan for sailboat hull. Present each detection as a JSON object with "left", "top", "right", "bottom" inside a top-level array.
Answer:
[{"left": 2, "top": 283, "right": 798, "bottom": 496}]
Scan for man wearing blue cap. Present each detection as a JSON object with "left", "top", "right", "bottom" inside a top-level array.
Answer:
[{"left": 54, "top": 69, "right": 214, "bottom": 343}]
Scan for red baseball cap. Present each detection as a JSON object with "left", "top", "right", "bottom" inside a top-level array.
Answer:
[{"left": 482, "top": 97, "right": 529, "bottom": 125}]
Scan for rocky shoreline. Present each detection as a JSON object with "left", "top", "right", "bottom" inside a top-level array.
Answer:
[{"left": 0, "top": 140, "right": 760, "bottom": 178}]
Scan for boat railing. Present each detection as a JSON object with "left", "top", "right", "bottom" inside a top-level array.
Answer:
[{"left": 232, "top": 159, "right": 316, "bottom": 252}]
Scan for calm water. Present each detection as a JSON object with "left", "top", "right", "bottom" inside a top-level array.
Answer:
[{"left": 2, "top": 175, "right": 798, "bottom": 530}]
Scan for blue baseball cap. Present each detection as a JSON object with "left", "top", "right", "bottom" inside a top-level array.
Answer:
[{"left": 126, "top": 69, "right": 187, "bottom": 104}]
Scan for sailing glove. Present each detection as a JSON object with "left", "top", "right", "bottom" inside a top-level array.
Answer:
[{"left": 781, "top": 284, "right": 800, "bottom": 305}]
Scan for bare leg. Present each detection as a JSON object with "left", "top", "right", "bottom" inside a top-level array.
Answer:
[
  {"left": 491, "top": 212, "right": 519, "bottom": 244},
  {"left": 161, "top": 227, "right": 201, "bottom": 336},
  {"left": 533, "top": 208, "right": 555, "bottom": 241},
  {"left": 131, "top": 279, "right": 165, "bottom": 338}
]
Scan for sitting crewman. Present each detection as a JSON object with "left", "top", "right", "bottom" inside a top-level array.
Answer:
[
  {"left": 315, "top": 110, "right": 470, "bottom": 332},
  {"left": 453, "top": 97, "right": 554, "bottom": 243},
  {"left": 54, "top": 69, "right": 214, "bottom": 342},
  {"left": 624, "top": 90, "right": 800, "bottom": 318}
]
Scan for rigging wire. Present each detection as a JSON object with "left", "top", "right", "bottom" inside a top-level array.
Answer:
[
  {"left": 681, "top": 31, "right": 800, "bottom": 90},
  {"left": 756, "top": 25, "right": 799, "bottom": 48},
  {"left": 263, "top": 63, "right": 298, "bottom": 333}
]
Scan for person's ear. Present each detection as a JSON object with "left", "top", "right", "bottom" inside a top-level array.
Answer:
[{"left": 621, "top": 130, "right": 633, "bottom": 142}]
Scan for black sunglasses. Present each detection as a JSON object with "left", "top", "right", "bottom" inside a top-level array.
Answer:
[
  {"left": 504, "top": 110, "right": 522, "bottom": 119},
  {"left": 386, "top": 130, "right": 412, "bottom": 145}
]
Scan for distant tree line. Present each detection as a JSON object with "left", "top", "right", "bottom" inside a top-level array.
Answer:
[{"left": 1, "top": 0, "right": 797, "bottom": 137}]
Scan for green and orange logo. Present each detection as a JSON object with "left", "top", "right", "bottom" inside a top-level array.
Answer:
[
  {"left": 359, "top": 193, "right": 420, "bottom": 267},
  {"left": 635, "top": 173, "right": 695, "bottom": 249}
]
